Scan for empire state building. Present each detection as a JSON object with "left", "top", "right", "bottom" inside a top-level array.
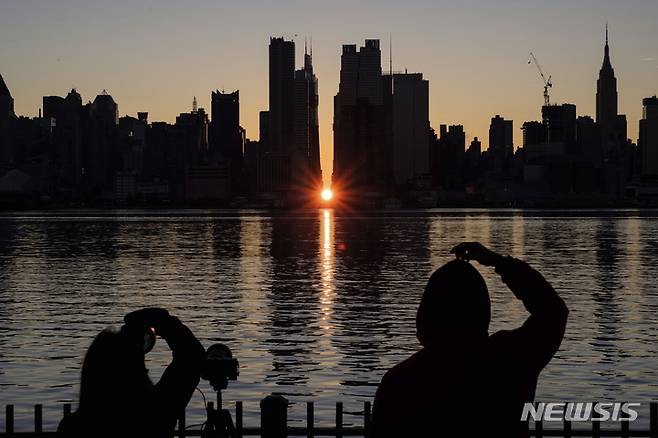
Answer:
[{"left": 596, "top": 25, "right": 619, "bottom": 147}]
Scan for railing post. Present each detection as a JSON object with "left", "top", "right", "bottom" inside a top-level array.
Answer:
[
  {"left": 5, "top": 405, "right": 14, "bottom": 434},
  {"left": 306, "top": 401, "right": 314, "bottom": 438},
  {"left": 261, "top": 394, "right": 288, "bottom": 438},
  {"left": 563, "top": 419, "right": 572, "bottom": 438},
  {"left": 621, "top": 416, "right": 630, "bottom": 438},
  {"left": 534, "top": 418, "right": 543, "bottom": 438},
  {"left": 651, "top": 402, "right": 658, "bottom": 438},
  {"left": 533, "top": 401, "right": 543, "bottom": 438},
  {"left": 63, "top": 403, "right": 72, "bottom": 418},
  {"left": 592, "top": 418, "right": 600, "bottom": 438},
  {"left": 336, "top": 402, "right": 343, "bottom": 438},
  {"left": 364, "top": 401, "right": 372, "bottom": 438},
  {"left": 236, "top": 401, "right": 243, "bottom": 438},
  {"left": 618, "top": 400, "right": 630, "bottom": 438},
  {"left": 34, "top": 404, "right": 43, "bottom": 433}
]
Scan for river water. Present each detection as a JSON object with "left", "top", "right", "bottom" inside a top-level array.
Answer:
[{"left": 1, "top": 209, "right": 657, "bottom": 431}]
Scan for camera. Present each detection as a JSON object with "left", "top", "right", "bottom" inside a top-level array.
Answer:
[
  {"left": 202, "top": 343, "right": 239, "bottom": 391},
  {"left": 120, "top": 324, "right": 157, "bottom": 354}
]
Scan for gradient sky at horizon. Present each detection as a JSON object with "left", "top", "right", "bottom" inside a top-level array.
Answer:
[{"left": 1, "top": 0, "right": 657, "bottom": 186}]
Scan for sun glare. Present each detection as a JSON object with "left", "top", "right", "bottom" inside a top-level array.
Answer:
[{"left": 321, "top": 188, "right": 334, "bottom": 202}]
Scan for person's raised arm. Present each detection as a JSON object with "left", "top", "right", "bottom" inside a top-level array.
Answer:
[
  {"left": 124, "top": 308, "right": 206, "bottom": 419},
  {"left": 451, "top": 242, "right": 569, "bottom": 370}
]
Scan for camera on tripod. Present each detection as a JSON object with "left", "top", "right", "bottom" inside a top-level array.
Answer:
[
  {"left": 200, "top": 343, "right": 240, "bottom": 438},
  {"left": 201, "top": 343, "right": 239, "bottom": 392}
]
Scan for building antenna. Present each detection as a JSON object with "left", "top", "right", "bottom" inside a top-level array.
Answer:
[
  {"left": 389, "top": 34, "right": 393, "bottom": 76},
  {"left": 389, "top": 34, "right": 394, "bottom": 94}
]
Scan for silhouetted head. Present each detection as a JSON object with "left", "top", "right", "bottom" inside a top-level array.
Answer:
[
  {"left": 416, "top": 260, "right": 490, "bottom": 347},
  {"left": 79, "top": 328, "right": 152, "bottom": 411}
]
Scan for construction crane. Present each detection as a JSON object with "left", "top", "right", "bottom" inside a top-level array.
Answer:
[{"left": 528, "top": 52, "right": 552, "bottom": 106}]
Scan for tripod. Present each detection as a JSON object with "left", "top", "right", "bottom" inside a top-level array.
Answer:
[{"left": 201, "top": 379, "right": 237, "bottom": 438}]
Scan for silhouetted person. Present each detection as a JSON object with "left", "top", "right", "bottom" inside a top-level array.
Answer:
[
  {"left": 372, "top": 242, "right": 568, "bottom": 437},
  {"left": 58, "top": 308, "right": 205, "bottom": 438}
]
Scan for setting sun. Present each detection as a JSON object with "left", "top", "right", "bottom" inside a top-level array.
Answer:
[{"left": 321, "top": 188, "right": 333, "bottom": 202}]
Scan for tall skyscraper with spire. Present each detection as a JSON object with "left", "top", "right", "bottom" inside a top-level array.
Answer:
[
  {"left": 595, "top": 24, "right": 630, "bottom": 197},
  {"left": 291, "top": 41, "right": 322, "bottom": 187},
  {"left": 280, "top": 39, "right": 323, "bottom": 204},
  {"left": 596, "top": 24, "right": 619, "bottom": 147}
]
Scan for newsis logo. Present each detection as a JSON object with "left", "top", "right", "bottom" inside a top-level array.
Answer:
[{"left": 521, "top": 402, "right": 641, "bottom": 422}]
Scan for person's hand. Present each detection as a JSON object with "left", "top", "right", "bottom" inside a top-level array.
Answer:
[
  {"left": 124, "top": 307, "right": 171, "bottom": 332},
  {"left": 451, "top": 242, "right": 504, "bottom": 267}
]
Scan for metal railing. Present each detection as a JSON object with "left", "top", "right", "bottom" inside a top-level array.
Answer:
[{"left": 2, "top": 399, "right": 657, "bottom": 437}]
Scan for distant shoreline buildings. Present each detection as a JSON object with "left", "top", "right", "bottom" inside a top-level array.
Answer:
[{"left": 0, "top": 30, "right": 657, "bottom": 209}]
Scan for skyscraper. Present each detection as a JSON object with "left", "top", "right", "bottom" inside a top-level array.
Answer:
[
  {"left": 465, "top": 137, "right": 483, "bottom": 183},
  {"left": 594, "top": 26, "right": 629, "bottom": 197},
  {"left": 640, "top": 96, "right": 658, "bottom": 177},
  {"left": 522, "top": 121, "right": 546, "bottom": 147},
  {"left": 259, "top": 110, "right": 270, "bottom": 151},
  {"left": 436, "top": 124, "right": 466, "bottom": 189},
  {"left": 542, "top": 104, "right": 576, "bottom": 145},
  {"left": 576, "top": 116, "right": 602, "bottom": 163},
  {"left": 292, "top": 45, "right": 322, "bottom": 188},
  {"left": 269, "top": 37, "right": 295, "bottom": 154},
  {"left": 336, "top": 40, "right": 383, "bottom": 107},
  {"left": 86, "top": 91, "right": 119, "bottom": 192},
  {"left": 596, "top": 25, "right": 620, "bottom": 149},
  {"left": 43, "top": 96, "right": 65, "bottom": 121},
  {"left": 175, "top": 102, "right": 209, "bottom": 166},
  {"left": 210, "top": 90, "right": 243, "bottom": 165},
  {"left": 44, "top": 88, "right": 84, "bottom": 190},
  {"left": 333, "top": 39, "right": 387, "bottom": 194},
  {"left": 0, "top": 73, "right": 15, "bottom": 165},
  {"left": 489, "top": 116, "right": 513, "bottom": 153},
  {"left": 386, "top": 72, "right": 429, "bottom": 185},
  {"left": 488, "top": 115, "right": 514, "bottom": 173}
]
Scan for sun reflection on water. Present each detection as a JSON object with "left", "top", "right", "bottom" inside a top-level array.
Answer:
[{"left": 319, "top": 208, "right": 334, "bottom": 329}]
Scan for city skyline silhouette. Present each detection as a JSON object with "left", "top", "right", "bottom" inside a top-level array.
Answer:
[
  {"left": 2, "top": 1, "right": 658, "bottom": 188},
  {"left": 2, "top": 3, "right": 658, "bottom": 434}
]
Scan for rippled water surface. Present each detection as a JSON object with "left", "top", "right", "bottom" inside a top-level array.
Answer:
[{"left": 1, "top": 209, "right": 658, "bottom": 430}]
